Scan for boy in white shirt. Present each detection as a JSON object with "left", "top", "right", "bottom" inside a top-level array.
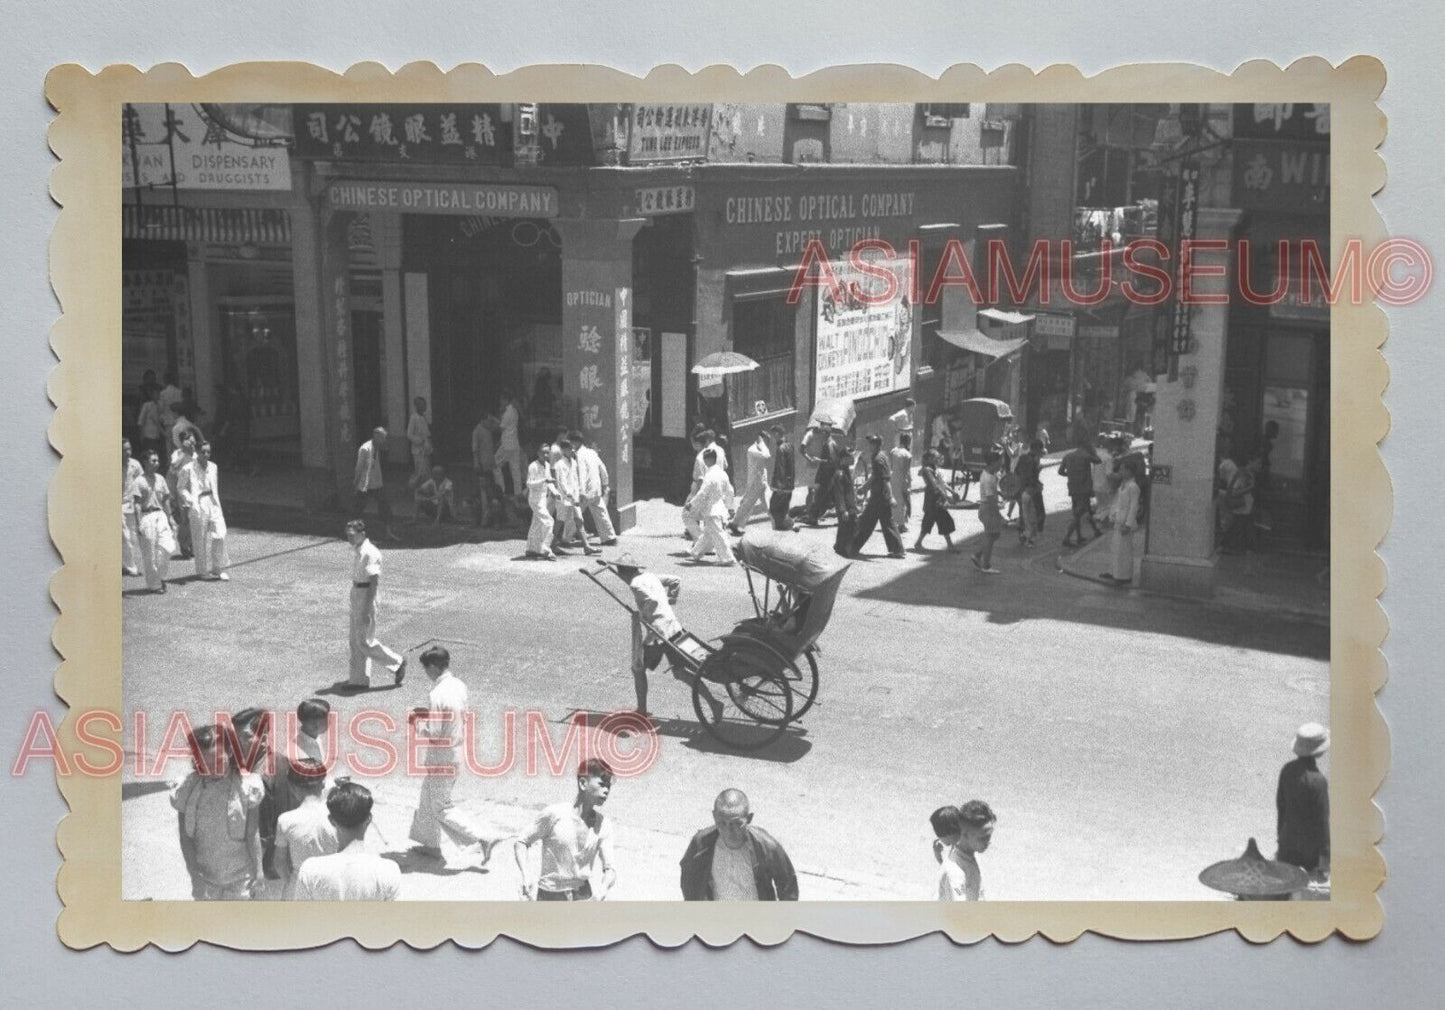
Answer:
[
  {"left": 272, "top": 759, "right": 338, "bottom": 899},
  {"left": 294, "top": 781, "right": 401, "bottom": 901},
  {"left": 514, "top": 759, "right": 617, "bottom": 901},
  {"left": 938, "top": 800, "right": 995, "bottom": 901}
]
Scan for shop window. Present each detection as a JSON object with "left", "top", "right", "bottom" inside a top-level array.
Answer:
[{"left": 727, "top": 296, "right": 796, "bottom": 421}]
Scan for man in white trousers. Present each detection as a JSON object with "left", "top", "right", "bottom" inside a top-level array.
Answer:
[
  {"left": 178, "top": 440, "right": 231, "bottom": 580},
  {"left": 689, "top": 448, "right": 737, "bottom": 566},
  {"left": 407, "top": 645, "right": 506, "bottom": 868},
  {"left": 554, "top": 438, "right": 602, "bottom": 556},
  {"left": 122, "top": 438, "right": 143, "bottom": 576},
  {"left": 889, "top": 432, "right": 914, "bottom": 533},
  {"left": 568, "top": 429, "right": 618, "bottom": 546},
  {"left": 345, "top": 520, "right": 407, "bottom": 689},
  {"left": 728, "top": 430, "right": 772, "bottom": 535},
  {"left": 406, "top": 396, "right": 433, "bottom": 490}
]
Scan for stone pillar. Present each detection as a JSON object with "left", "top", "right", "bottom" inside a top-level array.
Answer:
[
  {"left": 186, "top": 247, "right": 213, "bottom": 419},
  {"left": 1139, "top": 206, "right": 1243, "bottom": 597},
  {"left": 554, "top": 217, "right": 645, "bottom": 531},
  {"left": 374, "top": 211, "right": 411, "bottom": 464}
]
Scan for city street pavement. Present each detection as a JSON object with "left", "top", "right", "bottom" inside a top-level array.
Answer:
[{"left": 122, "top": 466, "right": 1328, "bottom": 901}]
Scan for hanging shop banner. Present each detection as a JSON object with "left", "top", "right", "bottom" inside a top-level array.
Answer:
[
  {"left": 1168, "top": 162, "right": 1201, "bottom": 356},
  {"left": 627, "top": 104, "right": 713, "bottom": 163},
  {"left": 122, "top": 104, "right": 291, "bottom": 190},
  {"left": 293, "top": 104, "right": 512, "bottom": 164},
  {"left": 814, "top": 256, "right": 913, "bottom": 402},
  {"left": 532, "top": 104, "right": 597, "bottom": 165}
]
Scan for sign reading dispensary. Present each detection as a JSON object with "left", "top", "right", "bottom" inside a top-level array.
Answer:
[{"left": 325, "top": 182, "right": 558, "bottom": 218}]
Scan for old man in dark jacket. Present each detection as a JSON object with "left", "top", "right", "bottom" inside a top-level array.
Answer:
[{"left": 679, "top": 789, "right": 798, "bottom": 901}]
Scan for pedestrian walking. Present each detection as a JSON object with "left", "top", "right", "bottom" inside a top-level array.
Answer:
[
  {"left": 938, "top": 799, "right": 994, "bottom": 901},
  {"left": 912, "top": 450, "right": 960, "bottom": 553},
  {"left": 555, "top": 438, "right": 602, "bottom": 555},
  {"left": 570, "top": 429, "right": 618, "bottom": 545},
  {"left": 1276, "top": 722, "right": 1330, "bottom": 889},
  {"left": 354, "top": 427, "right": 400, "bottom": 542},
  {"left": 271, "top": 758, "right": 338, "bottom": 900},
  {"left": 294, "top": 781, "right": 402, "bottom": 901},
  {"left": 889, "top": 432, "right": 914, "bottom": 532},
  {"left": 689, "top": 448, "right": 737, "bottom": 565},
  {"left": 495, "top": 393, "right": 523, "bottom": 500},
  {"left": 170, "top": 724, "right": 266, "bottom": 901},
  {"left": 1013, "top": 438, "right": 1045, "bottom": 547},
  {"left": 684, "top": 429, "right": 727, "bottom": 541},
  {"left": 168, "top": 430, "right": 198, "bottom": 559},
  {"left": 728, "top": 430, "right": 772, "bottom": 534},
  {"left": 470, "top": 412, "right": 503, "bottom": 527},
  {"left": 607, "top": 553, "right": 684, "bottom": 716},
  {"left": 406, "top": 396, "right": 433, "bottom": 490},
  {"left": 767, "top": 424, "right": 797, "bottom": 531},
  {"left": 970, "top": 451, "right": 1005, "bottom": 575},
  {"left": 513, "top": 759, "right": 617, "bottom": 901},
  {"left": 851, "top": 434, "right": 906, "bottom": 559},
  {"left": 131, "top": 448, "right": 178, "bottom": 593},
  {"left": 679, "top": 789, "right": 799, "bottom": 901},
  {"left": 832, "top": 447, "right": 860, "bottom": 558},
  {"left": 802, "top": 424, "right": 843, "bottom": 526},
  {"left": 407, "top": 645, "right": 507, "bottom": 868},
  {"left": 121, "top": 438, "right": 143, "bottom": 577},
  {"left": 345, "top": 519, "right": 407, "bottom": 689},
  {"left": 1060, "top": 437, "right": 1102, "bottom": 547},
  {"left": 1101, "top": 458, "right": 1142, "bottom": 585},
  {"left": 524, "top": 442, "right": 560, "bottom": 560},
  {"left": 178, "top": 440, "right": 230, "bottom": 580}
]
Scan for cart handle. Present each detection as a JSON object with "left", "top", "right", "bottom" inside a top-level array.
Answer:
[{"left": 578, "top": 565, "right": 640, "bottom": 617}]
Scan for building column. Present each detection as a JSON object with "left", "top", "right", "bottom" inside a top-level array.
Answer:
[
  {"left": 185, "top": 246, "right": 213, "bottom": 419},
  {"left": 373, "top": 211, "right": 411, "bottom": 464},
  {"left": 553, "top": 217, "right": 646, "bottom": 531},
  {"left": 1139, "top": 206, "right": 1243, "bottom": 597}
]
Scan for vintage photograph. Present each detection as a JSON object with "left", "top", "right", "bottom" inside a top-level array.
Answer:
[{"left": 41, "top": 59, "right": 1388, "bottom": 946}]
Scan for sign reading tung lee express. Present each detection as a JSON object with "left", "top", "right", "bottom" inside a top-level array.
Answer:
[
  {"left": 627, "top": 104, "right": 713, "bottom": 162},
  {"left": 294, "top": 104, "right": 512, "bottom": 163},
  {"left": 813, "top": 256, "right": 913, "bottom": 402}
]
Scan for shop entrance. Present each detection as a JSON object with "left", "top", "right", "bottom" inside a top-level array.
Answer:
[
  {"left": 631, "top": 213, "right": 695, "bottom": 499},
  {"left": 404, "top": 215, "right": 563, "bottom": 462}
]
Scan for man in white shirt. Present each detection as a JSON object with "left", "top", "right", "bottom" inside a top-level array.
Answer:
[
  {"left": 345, "top": 520, "right": 407, "bottom": 689},
  {"left": 607, "top": 554, "right": 685, "bottom": 716},
  {"left": 688, "top": 449, "right": 737, "bottom": 566},
  {"left": 514, "top": 759, "right": 617, "bottom": 901},
  {"left": 890, "top": 397, "right": 916, "bottom": 436},
  {"left": 567, "top": 429, "right": 618, "bottom": 545},
  {"left": 294, "top": 781, "right": 401, "bottom": 901},
  {"left": 177, "top": 440, "right": 230, "bottom": 580},
  {"left": 889, "top": 433, "right": 914, "bottom": 533},
  {"left": 354, "top": 427, "right": 399, "bottom": 542},
  {"left": 406, "top": 646, "right": 506, "bottom": 868},
  {"left": 122, "top": 438, "right": 143, "bottom": 577},
  {"left": 406, "top": 396, "right": 433, "bottom": 490},
  {"left": 554, "top": 438, "right": 602, "bottom": 556},
  {"left": 272, "top": 759, "right": 339, "bottom": 899},
  {"left": 495, "top": 393, "right": 523, "bottom": 499},
  {"left": 728, "top": 431, "right": 772, "bottom": 535}
]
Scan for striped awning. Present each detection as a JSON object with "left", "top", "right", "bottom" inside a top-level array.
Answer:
[{"left": 123, "top": 205, "right": 291, "bottom": 245}]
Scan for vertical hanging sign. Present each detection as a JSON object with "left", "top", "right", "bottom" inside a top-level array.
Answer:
[{"left": 615, "top": 287, "right": 632, "bottom": 465}]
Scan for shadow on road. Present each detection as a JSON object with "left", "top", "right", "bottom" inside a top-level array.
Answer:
[
  {"left": 851, "top": 509, "right": 1328, "bottom": 660},
  {"left": 566, "top": 709, "right": 813, "bottom": 764}
]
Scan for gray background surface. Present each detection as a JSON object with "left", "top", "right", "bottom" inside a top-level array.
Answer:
[{"left": 1, "top": 1, "right": 1438, "bottom": 1003}]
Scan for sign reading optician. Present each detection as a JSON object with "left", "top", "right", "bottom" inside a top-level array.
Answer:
[
  {"left": 122, "top": 103, "right": 291, "bottom": 190},
  {"left": 814, "top": 255, "right": 913, "bottom": 402},
  {"left": 326, "top": 182, "right": 558, "bottom": 218}
]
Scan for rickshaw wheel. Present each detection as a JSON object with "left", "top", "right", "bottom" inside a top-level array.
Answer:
[
  {"left": 792, "top": 647, "right": 821, "bottom": 720},
  {"left": 692, "top": 645, "right": 795, "bottom": 751}
]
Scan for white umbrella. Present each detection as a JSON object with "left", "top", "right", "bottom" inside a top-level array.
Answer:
[{"left": 691, "top": 351, "right": 760, "bottom": 377}]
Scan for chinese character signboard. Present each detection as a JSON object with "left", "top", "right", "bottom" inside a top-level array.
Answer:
[
  {"left": 532, "top": 104, "right": 596, "bottom": 166},
  {"left": 634, "top": 185, "right": 696, "bottom": 216},
  {"left": 1233, "top": 139, "right": 1330, "bottom": 215},
  {"left": 122, "top": 103, "right": 291, "bottom": 190},
  {"left": 293, "top": 104, "right": 512, "bottom": 164},
  {"left": 1169, "top": 162, "right": 1201, "bottom": 357},
  {"left": 1232, "top": 103, "right": 1331, "bottom": 140},
  {"left": 627, "top": 104, "right": 713, "bottom": 163},
  {"left": 813, "top": 256, "right": 913, "bottom": 402}
]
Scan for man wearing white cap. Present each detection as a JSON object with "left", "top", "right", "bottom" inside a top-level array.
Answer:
[{"left": 1275, "top": 722, "right": 1330, "bottom": 884}]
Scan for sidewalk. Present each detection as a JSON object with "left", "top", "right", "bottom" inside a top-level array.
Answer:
[{"left": 1058, "top": 530, "right": 1328, "bottom": 625}]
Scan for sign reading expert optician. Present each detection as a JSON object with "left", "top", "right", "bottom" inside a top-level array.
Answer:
[
  {"left": 814, "top": 255, "right": 913, "bottom": 402},
  {"left": 326, "top": 182, "right": 558, "bottom": 218},
  {"left": 122, "top": 104, "right": 290, "bottom": 191}
]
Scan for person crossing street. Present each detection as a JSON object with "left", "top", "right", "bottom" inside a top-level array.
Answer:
[
  {"left": 850, "top": 434, "right": 906, "bottom": 559},
  {"left": 345, "top": 520, "right": 407, "bottom": 689},
  {"left": 729, "top": 430, "right": 772, "bottom": 535}
]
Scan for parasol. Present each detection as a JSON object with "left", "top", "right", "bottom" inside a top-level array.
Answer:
[{"left": 691, "top": 351, "right": 760, "bottom": 377}]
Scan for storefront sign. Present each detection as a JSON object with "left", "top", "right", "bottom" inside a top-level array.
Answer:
[
  {"left": 627, "top": 104, "right": 713, "bottom": 162},
  {"left": 814, "top": 256, "right": 913, "bottom": 402},
  {"left": 1232, "top": 103, "right": 1331, "bottom": 140},
  {"left": 1233, "top": 139, "right": 1330, "bottom": 215},
  {"left": 1077, "top": 324, "right": 1119, "bottom": 339},
  {"left": 294, "top": 104, "right": 511, "bottom": 164},
  {"left": 721, "top": 189, "right": 919, "bottom": 258},
  {"left": 1169, "top": 163, "right": 1201, "bottom": 356},
  {"left": 122, "top": 104, "right": 291, "bottom": 191},
  {"left": 326, "top": 182, "right": 558, "bottom": 218},
  {"left": 1150, "top": 464, "right": 1172, "bottom": 485},
  {"left": 635, "top": 184, "right": 696, "bottom": 216},
  {"left": 532, "top": 104, "right": 597, "bottom": 166},
  {"left": 1032, "top": 311, "right": 1075, "bottom": 351},
  {"left": 615, "top": 288, "right": 633, "bottom": 466},
  {"left": 1269, "top": 279, "right": 1331, "bottom": 324}
]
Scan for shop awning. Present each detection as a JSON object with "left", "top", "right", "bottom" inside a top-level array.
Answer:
[
  {"left": 725, "top": 265, "right": 800, "bottom": 302},
  {"left": 123, "top": 205, "right": 292, "bottom": 245},
  {"left": 936, "top": 327, "right": 1028, "bottom": 359},
  {"left": 976, "top": 307, "right": 1036, "bottom": 326}
]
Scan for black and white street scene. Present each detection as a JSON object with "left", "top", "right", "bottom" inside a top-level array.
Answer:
[{"left": 120, "top": 100, "right": 1331, "bottom": 903}]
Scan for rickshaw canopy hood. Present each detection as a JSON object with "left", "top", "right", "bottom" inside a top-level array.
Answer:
[{"left": 738, "top": 530, "right": 850, "bottom": 593}]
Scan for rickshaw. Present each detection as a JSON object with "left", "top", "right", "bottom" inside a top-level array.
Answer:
[
  {"left": 580, "top": 531, "right": 850, "bottom": 751},
  {"left": 947, "top": 397, "right": 1014, "bottom": 496}
]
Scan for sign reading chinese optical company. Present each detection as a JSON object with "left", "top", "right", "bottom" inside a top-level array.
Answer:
[
  {"left": 627, "top": 104, "right": 713, "bottom": 163},
  {"left": 294, "top": 104, "right": 512, "bottom": 164},
  {"left": 122, "top": 104, "right": 291, "bottom": 190},
  {"left": 814, "top": 256, "right": 913, "bottom": 402},
  {"left": 326, "top": 182, "right": 558, "bottom": 218}
]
